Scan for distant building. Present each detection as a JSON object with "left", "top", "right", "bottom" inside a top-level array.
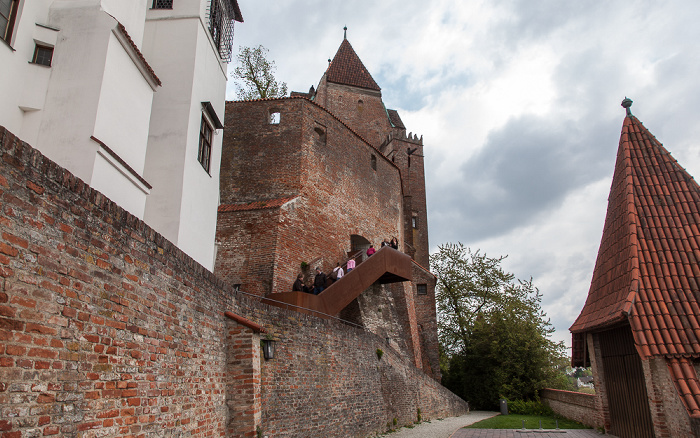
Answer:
[
  {"left": 571, "top": 99, "right": 700, "bottom": 438},
  {"left": 215, "top": 32, "right": 440, "bottom": 379},
  {"left": 0, "top": 0, "right": 243, "bottom": 270}
]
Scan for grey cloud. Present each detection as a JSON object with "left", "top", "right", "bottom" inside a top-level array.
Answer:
[{"left": 428, "top": 114, "right": 617, "bottom": 246}]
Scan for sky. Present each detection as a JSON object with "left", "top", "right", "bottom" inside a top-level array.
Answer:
[{"left": 226, "top": 1, "right": 700, "bottom": 349}]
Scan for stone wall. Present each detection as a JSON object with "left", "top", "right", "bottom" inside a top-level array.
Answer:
[
  {"left": 0, "top": 125, "right": 466, "bottom": 436},
  {"left": 540, "top": 389, "right": 602, "bottom": 429},
  {"left": 217, "top": 98, "right": 404, "bottom": 296},
  {"left": 236, "top": 298, "right": 468, "bottom": 437}
]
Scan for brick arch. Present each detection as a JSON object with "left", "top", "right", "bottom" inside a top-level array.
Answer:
[{"left": 350, "top": 234, "right": 371, "bottom": 253}]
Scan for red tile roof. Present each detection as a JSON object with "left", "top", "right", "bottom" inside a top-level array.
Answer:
[
  {"left": 668, "top": 357, "right": 700, "bottom": 418},
  {"left": 571, "top": 113, "right": 700, "bottom": 360},
  {"left": 326, "top": 39, "right": 381, "bottom": 91},
  {"left": 218, "top": 196, "right": 297, "bottom": 212}
]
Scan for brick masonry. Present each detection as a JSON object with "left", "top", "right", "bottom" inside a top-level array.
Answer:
[
  {"left": 0, "top": 125, "right": 466, "bottom": 436},
  {"left": 216, "top": 96, "right": 440, "bottom": 380},
  {"left": 540, "top": 389, "right": 602, "bottom": 429}
]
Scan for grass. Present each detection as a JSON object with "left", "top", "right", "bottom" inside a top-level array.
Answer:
[{"left": 465, "top": 414, "right": 589, "bottom": 430}]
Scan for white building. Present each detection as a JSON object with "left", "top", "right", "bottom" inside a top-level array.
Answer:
[{"left": 0, "top": 0, "right": 242, "bottom": 270}]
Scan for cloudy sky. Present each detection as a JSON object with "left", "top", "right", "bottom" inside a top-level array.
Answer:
[{"left": 227, "top": 1, "right": 700, "bottom": 348}]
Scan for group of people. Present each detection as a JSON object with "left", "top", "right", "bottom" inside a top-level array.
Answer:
[
  {"left": 292, "top": 237, "right": 399, "bottom": 295},
  {"left": 366, "top": 236, "right": 399, "bottom": 257},
  {"left": 293, "top": 262, "right": 350, "bottom": 295}
]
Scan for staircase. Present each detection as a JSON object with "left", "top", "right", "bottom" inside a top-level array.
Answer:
[{"left": 261, "top": 246, "right": 412, "bottom": 318}]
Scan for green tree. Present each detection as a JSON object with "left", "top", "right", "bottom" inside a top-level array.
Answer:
[
  {"left": 432, "top": 243, "right": 569, "bottom": 409},
  {"left": 232, "top": 45, "right": 288, "bottom": 100}
]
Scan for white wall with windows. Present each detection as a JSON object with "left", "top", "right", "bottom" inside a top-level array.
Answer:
[{"left": 0, "top": 0, "right": 242, "bottom": 271}]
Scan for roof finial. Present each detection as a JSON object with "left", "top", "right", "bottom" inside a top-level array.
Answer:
[
  {"left": 344, "top": 26, "right": 347, "bottom": 40},
  {"left": 621, "top": 97, "right": 633, "bottom": 117}
]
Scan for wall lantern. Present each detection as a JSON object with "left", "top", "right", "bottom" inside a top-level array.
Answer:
[{"left": 262, "top": 339, "right": 275, "bottom": 361}]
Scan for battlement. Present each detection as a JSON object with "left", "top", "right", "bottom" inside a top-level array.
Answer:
[{"left": 380, "top": 130, "right": 423, "bottom": 149}]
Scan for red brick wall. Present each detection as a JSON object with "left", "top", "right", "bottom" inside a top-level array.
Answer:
[
  {"left": 314, "top": 77, "right": 391, "bottom": 147},
  {"left": 236, "top": 299, "right": 468, "bottom": 437},
  {"left": 0, "top": 125, "right": 465, "bottom": 436},
  {"left": 0, "top": 126, "right": 235, "bottom": 436},
  {"left": 642, "top": 357, "right": 693, "bottom": 437},
  {"left": 413, "top": 264, "right": 440, "bottom": 381},
  {"left": 540, "top": 389, "right": 602, "bottom": 429},
  {"left": 217, "top": 99, "right": 404, "bottom": 296}
]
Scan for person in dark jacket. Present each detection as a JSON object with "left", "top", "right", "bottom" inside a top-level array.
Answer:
[
  {"left": 293, "top": 274, "right": 309, "bottom": 293},
  {"left": 313, "top": 267, "right": 326, "bottom": 295}
]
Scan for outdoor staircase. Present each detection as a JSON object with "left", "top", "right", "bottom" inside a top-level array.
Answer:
[{"left": 261, "top": 246, "right": 412, "bottom": 318}]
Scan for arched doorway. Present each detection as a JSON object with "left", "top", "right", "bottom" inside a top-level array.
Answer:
[{"left": 350, "top": 234, "right": 371, "bottom": 262}]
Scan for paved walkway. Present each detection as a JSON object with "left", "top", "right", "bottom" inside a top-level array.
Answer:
[
  {"left": 385, "top": 412, "right": 608, "bottom": 438},
  {"left": 384, "top": 412, "right": 498, "bottom": 438},
  {"left": 451, "top": 429, "right": 607, "bottom": 438}
]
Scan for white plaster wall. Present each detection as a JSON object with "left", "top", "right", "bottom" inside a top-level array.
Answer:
[
  {"left": 142, "top": 3, "right": 227, "bottom": 270},
  {"left": 93, "top": 32, "right": 153, "bottom": 177},
  {"left": 92, "top": 152, "right": 147, "bottom": 217},
  {"left": 0, "top": 1, "right": 51, "bottom": 135},
  {"left": 177, "top": 20, "right": 227, "bottom": 270},
  {"left": 89, "top": 31, "right": 154, "bottom": 217},
  {"left": 36, "top": 4, "right": 112, "bottom": 179},
  {"left": 100, "top": 0, "right": 147, "bottom": 45},
  {"left": 142, "top": 17, "right": 197, "bottom": 245}
]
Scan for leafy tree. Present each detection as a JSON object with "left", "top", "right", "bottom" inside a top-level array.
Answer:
[
  {"left": 232, "top": 45, "right": 288, "bottom": 100},
  {"left": 432, "top": 243, "right": 569, "bottom": 410}
]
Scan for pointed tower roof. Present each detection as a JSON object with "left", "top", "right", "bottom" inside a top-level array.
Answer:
[
  {"left": 326, "top": 36, "right": 381, "bottom": 92},
  {"left": 571, "top": 100, "right": 700, "bottom": 364}
]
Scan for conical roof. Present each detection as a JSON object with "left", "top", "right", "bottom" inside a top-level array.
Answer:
[
  {"left": 571, "top": 110, "right": 700, "bottom": 361},
  {"left": 326, "top": 38, "right": 381, "bottom": 91}
]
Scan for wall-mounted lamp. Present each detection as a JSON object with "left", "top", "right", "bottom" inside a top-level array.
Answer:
[{"left": 262, "top": 339, "right": 275, "bottom": 360}]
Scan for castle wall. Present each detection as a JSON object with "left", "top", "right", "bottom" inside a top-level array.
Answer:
[
  {"left": 236, "top": 299, "right": 468, "bottom": 438},
  {"left": 0, "top": 125, "right": 466, "bottom": 436},
  {"left": 316, "top": 78, "right": 393, "bottom": 148},
  {"left": 217, "top": 98, "right": 404, "bottom": 295}
]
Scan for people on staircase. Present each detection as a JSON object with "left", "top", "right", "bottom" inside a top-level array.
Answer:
[
  {"left": 366, "top": 245, "right": 376, "bottom": 257},
  {"left": 331, "top": 262, "right": 344, "bottom": 283},
  {"left": 293, "top": 274, "right": 310, "bottom": 293},
  {"left": 313, "top": 267, "right": 326, "bottom": 295},
  {"left": 346, "top": 258, "right": 355, "bottom": 272},
  {"left": 390, "top": 236, "right": 399, "bottom": 249}
]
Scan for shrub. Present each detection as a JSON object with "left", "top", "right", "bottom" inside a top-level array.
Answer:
[{"left": 507, "top": 399, "right": 554, "bottom": 416}]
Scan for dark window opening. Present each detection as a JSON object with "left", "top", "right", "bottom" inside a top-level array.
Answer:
[
  {"left": 417, "top": 284, "right": 427, "bottom": 295},
  {"left": 412, "top": 216, "right": 417, "bottom": 228},
  {"left": 371, "top": 154, "right": 377, "bottom": 171},
  {"left": 0, "top": 0, "right": 19, "bottom": 43},
  {"left": 151, "top": 0, "right": 173, "bottom": 8},
  {"left": 314, "top": 126, "right": 326, "bottom": 144},
  {"left": 198, "top": 115, "right": 213, "bottom": 173},
  {"left": 32, "top": 45, "right": 53, "bottom": 66},
  {"left": 207, "top": 0, "right": 235, "bottom": 61}
]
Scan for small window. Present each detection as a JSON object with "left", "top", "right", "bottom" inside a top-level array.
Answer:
[
  {"left": 152, "top": 0, "right": 173, "bottom": 9},
  {"left": 269, "top": 111, "right": 280, "bottom": 124},
  {"left": 371, "top": 154, "right": 377, "bottom": 171},
  {"left": 198, "top": 115, "right": 213, "bottom": 173},
  {"left": 32, "top": 45, "right": 54, "bottom": 67},
  {"left": 417, "top": 284, "right": 427, "bottom": 295},
  {"left": 314, "top": 126, "right": 326, "bottom": 145},
  {"left": 412, "top": 216, "right": 417, "bottom": 228},
  {"left": 0, "top": 0, "right": 19, "bottom": 43}
]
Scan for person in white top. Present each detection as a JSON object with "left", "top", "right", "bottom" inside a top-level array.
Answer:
[{"left": 332, "top": 262, "right": 344, "bottom": 281}]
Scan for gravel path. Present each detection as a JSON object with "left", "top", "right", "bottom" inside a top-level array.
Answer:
[{"left": 382, "top": 411, "right": 500, "bottom": 438}]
